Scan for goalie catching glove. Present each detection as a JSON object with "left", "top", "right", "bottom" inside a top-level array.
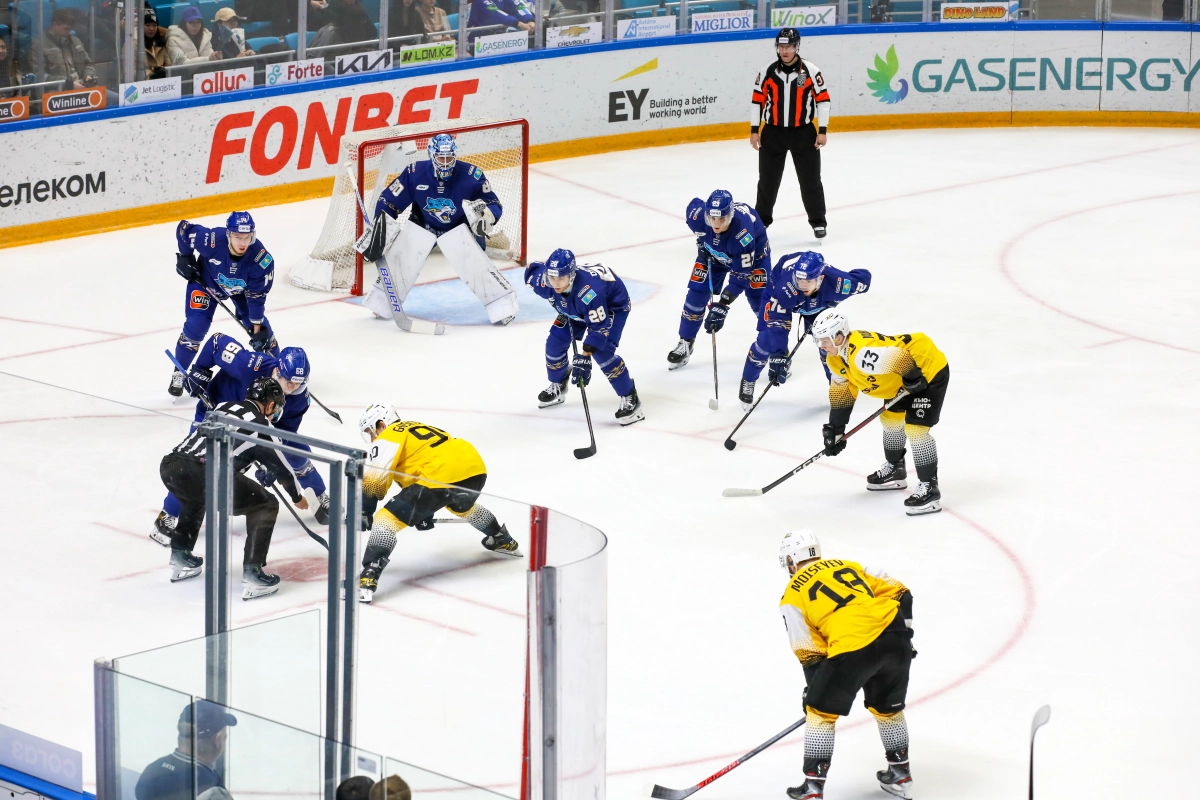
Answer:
[
  {"left": 355, "top": 213, "right": 390, "bottom": 263},
  {"left": 464, "top": 199, "right": 496, "bottom": 238}
]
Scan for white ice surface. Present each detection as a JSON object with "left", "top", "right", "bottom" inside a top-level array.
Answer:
[{"left": 2, "top": 127, "right": 1199, "bottom": 800}]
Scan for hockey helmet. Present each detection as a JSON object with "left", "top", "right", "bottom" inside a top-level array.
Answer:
[
  {"left": 786, "top": 251, "right": 826, "bottom": 290},
  {"left": 779, "top": 529, "right": 821, "bottom": 574},
  {"left": 246, "top": 375, "right": 285, "bottom": 422},
  {"left": 811, "top": 308, "right": 850, "bottom": 353},
  {"left": 427, "top": 133, "right": 458, "bottom": 181},
  {"left": 704, "top": 190, "right": 734, "bottom": 230},
  {"left": 276, "top": 347, "right": 310, "bottom": 394},
  {"left": 776, "top": 27, "right": 800, "bottom": 48},
  {"left": 544, "top": 248, "right": 577, "bottom": 291},
  {"left": 359, "top": 402, "right": 400, "bottom": 444},
  {"left": 226, "top": 211, "right": 255, "bottom": 236}
]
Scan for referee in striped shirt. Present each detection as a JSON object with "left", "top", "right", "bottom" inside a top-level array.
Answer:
[{"left": 751, "top": 27, "right": 831, "bottom": 239}]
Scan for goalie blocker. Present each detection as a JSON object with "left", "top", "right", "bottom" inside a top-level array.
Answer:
[{"left": 358, "top": 133, "right": 518, "bottom": 325}]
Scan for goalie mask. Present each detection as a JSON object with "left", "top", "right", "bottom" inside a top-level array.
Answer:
[
  {"left": 427, "top": 133, "right": 458, "bottom": 181},
  {"left": 704, "top": 190, "right": 734, "bottom": 232},
  {"left": 359, "top": 402, "right": 401, "bottom": 444}
]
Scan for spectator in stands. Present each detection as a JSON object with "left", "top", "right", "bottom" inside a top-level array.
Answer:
[
  {"left": 28, "top": 9, "right": 101, "bottom": 89},
  {"left": 467, "top": 0, "right": 533, "bottom": 32},
  {"left": 369, "top": 775, "right": 412, "bottom": 800},
  {"left": 143, "top": 6, "right": 169, "bottom": 78},
  {"left": 416, "top": 0, "right": 452, "bottom": 40},
  {"left": 0, "top": 34, "right": 16, "bottom": 89},
  {"left": 166, "top": 6, "right": 221, "bottom": 64},
  {"left": 213, "top": 7, "right": 255, "bottom": 58},
  {"left": 309, "top": 0, "right": 378, "bottom": 46},
  {"left": 389, "top": 0, "right": 426, "bottom": 38},
  {"left": 336, "top": 777, "right": 374, "bottom": 800},
  {"left": 134, "top": 701, "right": 237, "bottom": 800}
]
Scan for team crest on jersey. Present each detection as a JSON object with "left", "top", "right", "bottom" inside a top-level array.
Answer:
[
  {"left": 189, "top": 289, "right": 210, "bottom": 310},
  {"left": 215, "top": 273, "right": 247, "bottom": 294},
  {"left": 422, "top": 197, "right": 458, "bottom": 224},
  {"left": 580, "top": 288, "right": 597, "bottom": 304},
  {"left": 691, "top": 263, "right": 708, "bottom": 283}
]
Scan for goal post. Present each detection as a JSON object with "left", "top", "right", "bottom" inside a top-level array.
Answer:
[{"left": 289, "top": 118, "right": 530, "bottom": 296}]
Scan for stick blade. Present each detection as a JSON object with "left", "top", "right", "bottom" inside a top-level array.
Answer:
[
  {"left": 645, "top": 784, "right": 693, "bottom": 800},
  {"left": 708, "top": 399, "right": 719, "bottom": 410},
  {"left": 722, "top": 487, "right": 763, "bottom": 497},
  {"left": 573, "top": 445, "right": 597, "bottom": 460},
  {"left": 1031, "top": 704, "right": 1051, "bottom": 735},
  {"left": 723, "top": 438, "right": 737, "bottom": 451}
]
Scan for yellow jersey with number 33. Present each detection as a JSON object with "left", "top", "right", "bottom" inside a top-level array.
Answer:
[
  {"left": 826, "top": 330, "right": 947, "bottom": 401},
  {"left": 363, "top": 421, "right": 487, "bottom": 499},
  {"left": 779, "top": 559, "right": 908, "bottom": 665}
]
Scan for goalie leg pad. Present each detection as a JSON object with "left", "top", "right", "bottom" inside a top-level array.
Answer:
[
  {"left": 436, "top": 224, "right": 519, "bottom": 324},
  {"left": 364, "top": 221, "right": 438, "bottom": 316}
]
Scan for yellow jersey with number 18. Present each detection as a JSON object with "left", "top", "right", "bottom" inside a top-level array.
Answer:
[
  {"left": 363, "top": 421, "right": 487, "bottom": 499},
  {"left": 779, "top": 558, "right": 908, "bottom": 665}
]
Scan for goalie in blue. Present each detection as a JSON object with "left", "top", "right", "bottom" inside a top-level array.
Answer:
[
  {"left": 358, "top": 132, "right": 519, "bottom": 326},
  {"left": 667, "top": 190, "right": 771, "bottom": 370},
  {"left": 525, "top": 249, "right": 644, "bottom": 426},
  {"left": 169, "top": 211, "right": 278, "bottom": 397},
  {"left": 739, "top": 250, "right": 872, "bottom": 410},
  {"left": 153, "top": 334, "right": 331, "bottom": 547}
]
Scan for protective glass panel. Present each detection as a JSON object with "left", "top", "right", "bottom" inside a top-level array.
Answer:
[
  {"left": 382, "top": 757, "right": 514, "bottom": 800},
  {"left": 110, "top": 673, "right": 196, "bottom": 800}
]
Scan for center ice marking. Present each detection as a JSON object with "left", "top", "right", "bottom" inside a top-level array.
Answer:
[{"left": 346, "top": 267, "right": 657, "bottom": 326}]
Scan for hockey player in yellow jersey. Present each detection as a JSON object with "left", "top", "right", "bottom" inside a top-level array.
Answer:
[
  {"left": 810, "top": 308, "right": 950, "bottom": 515},
  {"left": 778, "top": 529, "right": 915, "bottom": 800},
  {"left": 355, "top": 403, "right": 521, "bottom": 603}
]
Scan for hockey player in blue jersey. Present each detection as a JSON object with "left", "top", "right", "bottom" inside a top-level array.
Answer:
[
  {"left": 153, "top": 334, "right": 331, "bottom": 545},
  {"left": 169, "top": 211, "right": 278, "bottom": 396},
  {"left": 739, "top": 250, "right": 871, "bottom": 410},
  {"left": 667, "top": 190, "right": 771, "bottom": 369},
  {"left": 358, "top": 133, "right": 518, "bottom": 326},
  {"left": 525, "top": 249, "right": 644, "bottom": 425}
]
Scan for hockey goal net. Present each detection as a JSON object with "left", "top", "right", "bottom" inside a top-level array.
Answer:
[{"left": 289, "top": 117, "right": 529, "bottom": 296}]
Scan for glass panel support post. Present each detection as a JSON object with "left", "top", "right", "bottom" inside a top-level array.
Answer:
[
  {"left": 604, "top": 0, "right": 614, "bottom": 40},
  {"left": 534, "top": 0, "right": 544, "bottom": 48},
  {"left": 458, "top": 0, "right": 468, "bottom": 59},
  {"left": 378, "top": 0, "right": 389, "bottom": 51},
  {"left": 201, "top": 418, "right": 232, "bottom": 707},
  {"left": 297, "top": 0, "right": 308, "bottom": 59},
  {"left": 537, "top": 566, "right": 558, "bottom": 800},
  {"left": 93, "top": 659, "right": 118, "bottom": 800},
  {"left": 340, "top": 458, "right": 363, "bottom": 759},
  {"left": 122, "top": 0, "right": 137, "bottom": 83},
  {"left": 324, "top": 465, "right": 345, "bottom": 800},
  {"left": 757, "top": 0, "right": 768, "bottom": 27}
]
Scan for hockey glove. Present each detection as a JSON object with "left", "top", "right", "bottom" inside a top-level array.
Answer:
[
  {"left": 703, "top": 303, "right": 730, "bottom": 334},
  {"left": 357, "top": 213, "right": 389, "bottom": 263},
  {"left": 175, "top": 252, "right": 201, "bottom": 283},
  {"left": 822, "top": 423, "right": 847, "bottom": 457},
  {"left": 768, "top": 352, "right": 792, "bottom": 385},
  {"left": 467, "top": 200, "right": 496, "bottom": 237},
  {"left": 901, "top": 367, "right": 928, "bottom": 395},
  {"left": 184, "top": 367, "right": 212, "bottom": 398},
  {"left": 254, "top": 466, "right": 277, "bottom": 487},
  {"left": 570, "top": 354, "right": 592, "bottom": 387},
  {"left": 249, "top": 326, "right": 273, "bottom": 352}
]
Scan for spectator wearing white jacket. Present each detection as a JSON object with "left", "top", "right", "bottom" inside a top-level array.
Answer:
[{"left": 166, "top": 6, "right": 221, "bottom": 64}]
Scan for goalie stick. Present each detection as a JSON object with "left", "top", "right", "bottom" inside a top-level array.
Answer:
[
  {"left": 164, "top": 350, "right": 330, "bottom": 551},
  {"left": 724, "top": 331, "right": 808, "bottom": 451},
  {"left": 197, "top": 286, "right": 343, "bottom": 424},
  {"left": 644, "top": 716, "right": 806, "bottom": 800},
  {"left": 722, "top": 390, "right": 910, "bottom": 497},
  {"left": 346, "top": 165, "right": 446, "bottom": 336}
]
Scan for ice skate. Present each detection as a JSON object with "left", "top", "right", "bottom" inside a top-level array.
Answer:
[
  {"left": 739, "top": 379, "right": 756, "bottom": 411},
  {"left": 877, "top": 761, "right": 913, "bottom": 798},
  {"left": 867, "top": 460, "right": 907, "bottom": 491},
  {"left": 904, "top": 479, "right": 941, "bottom": 516},
  {"left": 813, "top": 225, "right": 827, "bottom": 239},
  {"left": 314, "top": 492, "right": 331, "bottom": 525},
  {"left": 482, "top": 524, "right": 523, "bottom": 557},
  {"left": 538, "top": 379, "right": 569, "bottom": 408},
  {"left": 666, "top": 338, "right": 693, "bottom": 370},
  {"left": 168, "top": 368, "right": 185, "bottom": 397},
  {"left": 616, "top": 385, "right": 644, "bottom": 426},
  {"left": 358, "top": 563, "right": 383, "bottom": 603},
  {"left": 785, "top": 779, "right": 823, "bottom": 800},
  {"left": 152, "top": 511, "right": 177, "bottom": 547},
  {"left": 169, "top": 549, "right": 202, "bottom": 582},
  {"left": 241, "top": 564, "right": 281, "bottom": 600}
]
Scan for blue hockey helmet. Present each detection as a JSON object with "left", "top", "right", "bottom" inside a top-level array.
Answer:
[
  {"left": 428, "top": 133, "right": 458, "bottom": 181},
  {"left": 544, "top": 248, "right": 577, "bottom": 291},
  {"left": 787, "top": 251, "right": 826, "bottom": 290},
  {"left": 226, "top": 211, "right": 256, "bottom": 238},
  {"left": 277, "top": 347, "right": 310, "bottom": 394},
  {"left": 704, "top": 190, "right": 734, "bottom": 229}
]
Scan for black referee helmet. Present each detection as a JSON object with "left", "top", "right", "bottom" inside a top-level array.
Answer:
[
  {"left": 776, "top": 27, "right": 800, "bottom": 47},
  {"left": 247, "top": 375, "right": 285, "bottom": 417}
]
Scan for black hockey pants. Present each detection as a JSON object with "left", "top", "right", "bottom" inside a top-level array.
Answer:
[
  {"left": 755, "top": 124, "right": 827, "bottom": 229},
  {"left": 159, "top": 453, "right": 279, "bottom": 566}
]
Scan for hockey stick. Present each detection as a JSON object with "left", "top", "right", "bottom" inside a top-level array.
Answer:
[
  {"left": 199, "top": 286, "right": 343, "bottom": 424},
  {"left": 569, "top": 337, "right": 597, "bottom": 460},
  {"left": 722, "top": 390, "right": 910, "bottom": 497},
  {"left": 345, "top": 165, "right": 446, "bottom": 336},
  {"left": 644, "top": 716, "right": 806, "bottom": 800},
  {"left": 1029, "top": 705, "right": 1051, "bottom": 800},
  {"left": 708, "top": 293, "right": 719, "bottom": 412},
  {"left": 723, "top": 331, "right": 808, "bottom": 451},
  {"left": 164, "top": 349, "right": 330, "bottom": 551}
]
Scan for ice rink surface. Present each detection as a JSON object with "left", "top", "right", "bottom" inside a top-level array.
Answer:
[{"left": 2, "top": 126, "right": 1199, "bottom": 800}]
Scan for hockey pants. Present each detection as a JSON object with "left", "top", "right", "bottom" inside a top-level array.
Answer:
[
  {"left": 175, "top": 282, "right": 276, "bottom": 370},
  {"left": 363, "top": 475, "right": 502, "bottom": 568},
  {"left": 546, "top": 312, "right": 633, "bottom": 397},
  {"left": 159, "top": 453, "right": 279, "bottom": 566},
  {"left": 743, "top": 320, "right": 830, "bottom": 383},
  {"left": 364, "top": 222, "right": 518, "bottom": 324},
  {"left": 679, "top": 279, "right": 764, "bottom": 341}
]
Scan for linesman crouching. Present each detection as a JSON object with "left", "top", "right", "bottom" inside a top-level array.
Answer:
[
  {"left": 357, "top": 403, "right": 522, "bottom": 603},
  {"left": 158, "top": 377, "right": 305, "bottom": 599},
  {"left": 778, "top": 529, "right": 916, "bottom": 799}
]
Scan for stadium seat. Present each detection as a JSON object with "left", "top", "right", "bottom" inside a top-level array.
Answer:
[
  {"left": 283, "top": 30, "right": 316, "bottom": 49},
  {"left": 688, "top": 3, "right": 712, "bottom": 13},
  {"left": 246, "top": 35, "right": 278, "bottom": 50},
  {"left": 361, "top": 0, "right": 380, "bottom": 21},
  {"left": 445, "top": 11, "right": 457, "bottom": 27},
  {"left": 197, "top": 0, "right": 216, "bottom": 22},
  {"left": 633, "top": 7, "right": 653, "bottom": 15},
  {"left": 707, "top": 0, "right": 740, "bottom": 9},
  {"left": 620, "top": 0, "right": 658, "bottom": 7},
  {"left": 243, "top": 19, "right": 271, "bottom": 34}
]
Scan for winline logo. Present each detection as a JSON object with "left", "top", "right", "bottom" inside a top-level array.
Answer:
[{"left": 867, "top": 45, "right": 908, "bottom": 104}]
